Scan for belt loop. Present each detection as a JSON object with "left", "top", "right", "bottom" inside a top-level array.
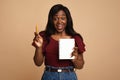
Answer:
[
  {"left": 48, "top": 67, "right": 51, "bottom": 72},
  {"left": 68, "top": 69, "right": 70, "bottom": 72},
  {"left": 69, "top": 68, "right": 72, "bottom": 72}
]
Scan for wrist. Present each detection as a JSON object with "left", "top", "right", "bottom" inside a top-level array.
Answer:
[{"left": 36, "top": 45, "right": 42, "bottom": 49}]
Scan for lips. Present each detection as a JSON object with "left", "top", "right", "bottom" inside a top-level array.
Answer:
[{"left": 57, "top": 24, "right": 64, "bottom": 30}]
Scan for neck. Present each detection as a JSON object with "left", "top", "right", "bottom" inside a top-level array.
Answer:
[
  {"left": 51, "top": 32, "right": 71, "bottom": 41},
  {"left": 55, "top": 32, "right": 67, "bottom": 36}
]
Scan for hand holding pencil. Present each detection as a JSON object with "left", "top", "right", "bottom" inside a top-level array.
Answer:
[{"left": 32, "top": 24, "right": 43, "bottom": 48}]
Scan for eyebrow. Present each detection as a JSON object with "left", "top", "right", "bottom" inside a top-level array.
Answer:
[{"left": 54, "top": 14, "right": 66, "bottom": 16}]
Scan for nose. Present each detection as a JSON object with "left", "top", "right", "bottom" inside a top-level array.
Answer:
[{"left": 57, "top": 18, "right": 62, "bottom": 24}]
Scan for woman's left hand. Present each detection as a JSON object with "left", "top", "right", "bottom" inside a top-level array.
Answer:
[
  {"left": 71, "top": 47, "right": 79, "bottom": 60},
  {"left": 71, "top": 47, "right": 84, "bottom": 69}
]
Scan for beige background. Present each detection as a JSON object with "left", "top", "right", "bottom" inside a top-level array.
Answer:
[{"left": 0, "top": 0, "right": 120, "bottom": 80}]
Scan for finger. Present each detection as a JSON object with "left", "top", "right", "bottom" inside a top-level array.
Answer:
[
  {"left": 34, "top": 32, "right": 43, "bottom": 39},
  {"left": 32, "top": 41, "right": 37, "bottom": 48},
  {"left": 71, "top": 51, "right": 75, "bottom": 57},
  {"left": 72, "top": 52, "right": 78, "bottom": 56},
  {"left": 73, "top": 47, "right": 78, "bottom": 52},
  {"left": 74, "top": 47, "right": 78, "bottom": 50},
  {"left": 38, "top": 34, "right": 43, "bottom": 39},
  {"left": 34, "top": 32, "right": 39, "bottom": 36},
  {"left": 33, "top": 37, "right": 39, "bottom": 42}
]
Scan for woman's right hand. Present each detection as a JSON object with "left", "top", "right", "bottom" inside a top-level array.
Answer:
[{"left": 32, "top": 32, "right": 43, "bottom": 48}]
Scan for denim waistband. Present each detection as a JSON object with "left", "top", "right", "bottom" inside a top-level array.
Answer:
[
  {"left": 45, "top": 65, "right": 74, "bottom": 69},
  {"left": 42, "top": 65, "right": 77, "bottom": 80}
]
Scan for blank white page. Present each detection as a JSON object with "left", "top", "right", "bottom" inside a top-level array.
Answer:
[{"left": 59, "top": 39, "right": 75, "bottom": 59}]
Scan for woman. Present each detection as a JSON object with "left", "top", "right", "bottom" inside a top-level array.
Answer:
[{"left": 32, "top": 4, "right": 86, "bottom": 80}]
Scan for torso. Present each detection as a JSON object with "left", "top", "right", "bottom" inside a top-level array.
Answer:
[
  {"left": 44, "top": 35, "right": 74, "bottom": 67},
  {"left": 40, "top": 31, "right": 85, "bottom": 67}
]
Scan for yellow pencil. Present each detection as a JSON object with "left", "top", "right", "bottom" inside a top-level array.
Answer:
[{"left": 36, "top": 24, "right": 38, "bottom": 34}]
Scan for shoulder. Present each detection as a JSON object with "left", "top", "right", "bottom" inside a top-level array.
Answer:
[
  {"left": 73, "top": 34, "right": 83, "bottom": 41},
  {"left": 73, "top": 34, "right": 86, "bottom": 53}
]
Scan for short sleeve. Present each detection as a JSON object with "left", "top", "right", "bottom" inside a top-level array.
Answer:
[{"left": 74, "top": 35, "right": 86, "bottom": 53}]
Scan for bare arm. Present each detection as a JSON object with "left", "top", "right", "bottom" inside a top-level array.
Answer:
[
  {"left": 32, "top": 32, "right": 44, "bottom": 66},
  {"left": 72, "top": 47, "right": 85, "bottom": 69}
]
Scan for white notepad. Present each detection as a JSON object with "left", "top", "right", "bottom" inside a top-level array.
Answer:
[{"left": 59, "top": 39, "right": 75, "bottom": 59}]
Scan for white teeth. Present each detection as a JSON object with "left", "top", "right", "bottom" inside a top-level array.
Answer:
[
  {"left": 57, "top": 25, "right": 63, "bottom": 29},
  {"left": 58, "top": 24, "right": 62, "bottom": 27}
]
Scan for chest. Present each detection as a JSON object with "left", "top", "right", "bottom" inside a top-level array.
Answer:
[{"left": 45, "top": 38, "right": 59, "bottom": 55}]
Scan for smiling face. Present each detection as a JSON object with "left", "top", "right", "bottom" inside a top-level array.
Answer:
[{"left": 53, "top": 10, "right": 67, "bottom": 33}]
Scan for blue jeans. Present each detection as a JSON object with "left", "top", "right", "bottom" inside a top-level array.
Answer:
[{"left": 41, "top": 66, "right": 77, "bottom": 80}]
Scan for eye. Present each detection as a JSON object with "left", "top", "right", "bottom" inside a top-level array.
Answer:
[
  {"left": 53, "top": 17, "right": 58, "bottom": 21},
  {"left": 61, "top": 16, "right": 66, "bottom": 20}
]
